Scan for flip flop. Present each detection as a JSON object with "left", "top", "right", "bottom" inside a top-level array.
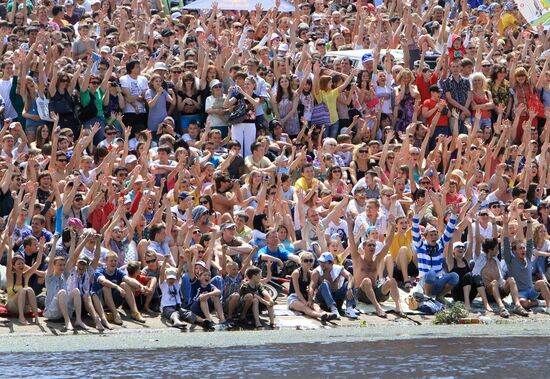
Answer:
[{"left": 375, "top": 309, "right": 387, "bottom": 318}]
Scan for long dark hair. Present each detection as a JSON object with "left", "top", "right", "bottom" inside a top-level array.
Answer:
[
  {"left": 253, "top": 214, "right": 267, "bottom": 233},
  {"left": 276, "top": 75, "right": 293, "bottom": 103}
]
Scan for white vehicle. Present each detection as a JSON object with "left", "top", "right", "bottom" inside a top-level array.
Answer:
[{"left": 322, "top": 49, "right": 439, "bottom": 69}]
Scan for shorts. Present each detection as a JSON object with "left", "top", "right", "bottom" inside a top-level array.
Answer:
[
  {"left": 393, "top": 261, "right": 419, "bottom": 282},
  {"left": 287, "top": 293, "right": 301, "bottom": 308},
  {"left": 486, "top": 286, "right": 509, "bottom": 303},
  {"left": 162, "top": 305, "right": 197, "bottom": 324},
  {"left": 357, "top": 284, "right": 389, "bottom": 304},
  {"left": 222, "top": 293, "right": 242, "bottom": 315},
  {"left": 190, "top": 298, "right": 214, "bottom": 318},
  {"left": 93, "top": 287, "right": 124, "bottom": 309},
  {"left": 519, "top": 287, "right": 540, "bottom": 301},
  {"left": 43, "top": 292, "right": 74, "bottom": 320}
]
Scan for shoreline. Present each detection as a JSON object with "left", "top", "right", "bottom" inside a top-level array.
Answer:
[{"left": 3, "top": 318, "right": 550, "bottom": 353}]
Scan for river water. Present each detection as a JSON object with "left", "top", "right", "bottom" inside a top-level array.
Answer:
[{"left": 4, "top": 336, "right": 550, "bottom": 378}]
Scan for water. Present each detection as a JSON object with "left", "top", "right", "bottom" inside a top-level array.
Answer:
[{"left": 4, "top": 337, "right": 550, "bottom": 378}]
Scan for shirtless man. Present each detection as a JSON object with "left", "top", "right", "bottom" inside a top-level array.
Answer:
[
  {"left": 472, "top": 237, "right": 528, "bottom": 318},
  {"left": 347, "top": 214, "right": 404, "bottom": 318},
  {"left": 211, "top": 174, "right": 244, "bottom": 215}
]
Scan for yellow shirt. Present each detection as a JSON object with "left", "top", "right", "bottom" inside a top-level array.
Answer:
[
  {"left": 315, "top": 89, "right": 340, "bottom": 125},
  {"left": 294, "top": 177, "right": 319, "bottom": 192},
  {"left": 389, "top": 229, "right": 413, "bottom": 262},
  {"left": 498, "top": 13, "right": 518, "bottom": 35}
]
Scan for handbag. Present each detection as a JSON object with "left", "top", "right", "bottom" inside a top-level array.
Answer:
[
  {"left": 310, "top": 102, "right": 331, "bottom": 127},
  {"left": 227, "top": 97, "right": 247, "bottom": 125}
]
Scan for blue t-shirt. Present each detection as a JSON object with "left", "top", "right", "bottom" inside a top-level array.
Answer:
[
  {"left": 256, "top": 245, "right": 291, "bottom": 272},
  {"left": 189, "top": 279, "right": 214, "bottom": 306},
  {"left": 92, "top": 266, "right": 126, "bottom": 293}
]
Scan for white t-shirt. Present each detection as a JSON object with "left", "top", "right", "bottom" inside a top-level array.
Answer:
[
  {"left": 160, "top": 280, "right": 182, "bottom": 309},
  {"left": 0, "top": 79, "right": 17, "bottom": 119},
  {"left": 120, "top": 75, "right": 149, "bottom": 114}
]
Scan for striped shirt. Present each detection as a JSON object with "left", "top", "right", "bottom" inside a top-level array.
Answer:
[{"left": 412, "top": 214, "right": 458, "bottom": 277}]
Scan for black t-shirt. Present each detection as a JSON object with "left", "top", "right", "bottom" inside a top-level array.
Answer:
[
  {"left": 235, "top": 93, "right": 259, "bottom": 123},
  {"left": 37, "top": 188, "right": 52, "bottom": 204},
  {"left": 0, "top": 189, "right": 14, "bottom": 218}
]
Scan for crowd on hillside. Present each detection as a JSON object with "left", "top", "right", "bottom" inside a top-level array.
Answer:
[{"left": 0, "top": 0, "right": 548, "bottom": 331}]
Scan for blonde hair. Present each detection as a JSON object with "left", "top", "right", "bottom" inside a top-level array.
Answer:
[
  {"left": 470, "top": 72, "right": 487, "bottom": 90},
  {"left": 396, "top": 69, "right": 413, "bottom": 84}
]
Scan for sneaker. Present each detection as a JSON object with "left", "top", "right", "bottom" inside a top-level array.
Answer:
[
  {"left": 345, "top": 307, "right": 359, "bottom": 319},
  {"left": 320, "top": 313, "right": 329, "bottom": 323},
  {"left": 327, "top": 312, "right": 340, "bottom": 321},
  {"left": 202, "top": 320, "right": 216, "bottom": 330},
  {"left": 330, "top": 305, "right": 340, "bottom": 320},
  {"left": 222, "top": 320, "right": 235, "bottom": 329}
]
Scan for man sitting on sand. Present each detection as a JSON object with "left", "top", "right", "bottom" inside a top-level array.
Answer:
[
  {"left": 348, "top": 214, "right": 404, "bottom": 318},
  {"left": 412, "top": 206, "right": 459, "bottom": 302}
]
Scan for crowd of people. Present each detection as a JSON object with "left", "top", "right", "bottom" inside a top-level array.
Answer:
[{"left": 0, "top": 0, "right": 548, "bottom": 332}]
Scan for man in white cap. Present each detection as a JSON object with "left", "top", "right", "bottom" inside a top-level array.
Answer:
[
  {"left": 311, "top": 252, "right": 355, "bottom": 320},
  {"left": 412, "top": 206, "right": 459, "bottom": 302}
]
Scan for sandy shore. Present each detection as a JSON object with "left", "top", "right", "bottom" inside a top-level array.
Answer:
[{"left": 3, "top": 306, "right": 550, "bottom": 353}]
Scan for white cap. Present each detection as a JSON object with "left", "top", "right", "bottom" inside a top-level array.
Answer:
[
  {"left": 125, "top": 154, "right": 137, "bottom": 164},
  {"left": 100, "top": 46, "right": 111, "bottom": 54},
  {"left": 278, "top": 43, "right": 289, "bottom": 52}
]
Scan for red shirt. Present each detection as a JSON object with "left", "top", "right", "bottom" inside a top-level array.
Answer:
[
  {"left": 422, "top": 98, "right": 449, "bottom": 127},
  {"left": 416, "top": 73, "right": 438, "bottom": 103},
  {"left": 88, "top": 202, "right": 115, "bottom": 232}
]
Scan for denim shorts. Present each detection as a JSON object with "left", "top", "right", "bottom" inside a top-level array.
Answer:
[{"left": 518, "top": 287, "right": 540, "bottom": 301}]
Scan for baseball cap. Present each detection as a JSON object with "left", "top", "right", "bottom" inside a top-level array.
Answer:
[
  {"left": 192, "top": 205, "right": 209, "bottom": 222},
  {"left": 209, "top": 79, "right": 222, "bottom": 89},
  {"left": 65, "top": 0, "right": 74, "bottom": 6},
  {"left": 195, "top": 260, "right": 207, "bottom": 269},
  {"left": 429, "top": 84, "right": 442, "bottom": 92},
  {"left": 453, "top": 242, "right": 465, "bottom": 250},
  {"left": 318, "top": 252, "right": 334, "bottom": 263},
  {"left": 161, "top": 28, "right": 174, "bottom": 37},
  {"left": 67, "top": 218, "right": 85, "bottom": 229},
  {"left": 125, "top": 155, "right": 137, "bottom": 164},
  {"left": 221, "top": 222, "right": 236, "bottom": 230},
  {"left": 178, "top": 191, "right": 190, "bottom": 200},
  {"left": 270, "top": 33, "right": 280, "bottom": 41},
  {"left": 171, "top": 11, "right": 182, "bottom": 20},
  {"left": 423, "top": 224, "right": 437, "bottom": 235},
  {"left": 100, "top": 46, "right": 111, "bottom": 54},
  {"left": 77, "top": 254, "right": 91, "bottom": 265},
  {"left": 278, "top": 43, "right": 289, "bottom": 52},
  {"left": 153, "top": 62, "right": 168, "bottom": 71},
  {"left": 362, "top": 52, "right": 374, "bottom": 63},
  {"left": 165, "top": 267, "right": 178, "bottom": 280}
]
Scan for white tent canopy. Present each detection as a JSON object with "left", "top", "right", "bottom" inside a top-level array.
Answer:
[{"left": 182, "top": 0, "right": 295, "bottom": 12}]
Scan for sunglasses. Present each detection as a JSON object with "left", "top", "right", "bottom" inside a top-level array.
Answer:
[
  {"left": 359, "top": 150, "right": 368, "bottom": 154},
  {"left": 58, "top": 159, "right": 68, "bottom": 163},
  {"left": 419, "top": 181, "right": 431, "bottom": 185},
  {"left": 302, "top": 258, "right": 314, "bottom": 263},
  {"left": 367, "top": 243, "right": 376, "bottom": 247},
  {"left": 106, "top": 131, "right": 116, "bottom": 135},
  {"left": 59, "top": 78, "right": 69, "bottom": 83},
  {"left": 193, "top": 230, "right": 201, "bottom": 234},
  {"left": 332, "top": 169, "right": 341, "bottom": 173},
  {"left": 482, "top": 64, "right": 492, "bottom": 68},
  {"left": 146, "top": 259, "right": 157, "bottom": 264},
  {"left": 90, "top": 81, "right": 101, "bottom": 85},
  {"left": 172, "top": 70, "right": 182, "bottom": 74}
]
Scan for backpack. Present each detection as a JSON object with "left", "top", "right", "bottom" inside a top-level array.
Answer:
[{"left": 75, "top": 91, "right": 98, "bottom": 122}]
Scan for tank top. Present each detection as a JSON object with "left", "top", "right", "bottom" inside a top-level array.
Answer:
[
  {"left": 451, "top": 257, "right": 470, "bottom": 278},
  {"left": 26, "top": 97, "right": 43, "bottom": 128},
  {"left": 8, "top": 272, "right": 22, "bottom": 299},
  {"left": 472, "top": 91, "right": 491, "bottom": 119},
  {"left": 288, "top": 267, "right": 310, "bottom": 300}
]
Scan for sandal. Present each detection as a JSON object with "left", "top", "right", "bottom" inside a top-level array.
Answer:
[
  {"left": 498, "top": 307, "right": 510, "bottom": 318},
  {"left": 375, "top": 309, "right": 387, "bottom": 318}
]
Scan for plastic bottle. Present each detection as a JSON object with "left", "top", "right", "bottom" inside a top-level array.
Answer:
[{"left": 479, "top": 316, "right": 494, "bottom": 324}]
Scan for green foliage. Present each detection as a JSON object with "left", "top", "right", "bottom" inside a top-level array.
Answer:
[{"left": 433, "top": 302, "right": 469, "bottom": 324}]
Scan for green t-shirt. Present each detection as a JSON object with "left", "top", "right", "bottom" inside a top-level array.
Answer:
[
  {"left": 80, "top": 88, "right": 104, "bottom": 118},
  {"left": 315, "top": 89, "right": 339, "bottom": 125}
]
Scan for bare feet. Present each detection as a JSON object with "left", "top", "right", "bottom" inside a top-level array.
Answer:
[
  {"left": 75, "top": 320, "right": 89, "bottom": 330},
  {"left": 34, "top": 318, "right": 41, "bottom": 326},
  {"left": 101, "top": 317, "right": 112, "bottom": 330},
  {"left": 18, "top": 317, "right": 29, "bottom": 325},
  {"left": 95, "top": 318, "right": 105, "bottom": 331},
  {"left": 64, "top": 322, "right": 74, "bottom": 331}
]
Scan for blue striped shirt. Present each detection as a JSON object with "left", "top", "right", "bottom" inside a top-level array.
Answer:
[{"left": 412, "top": 214, "right": 458, "bottom": 277}]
